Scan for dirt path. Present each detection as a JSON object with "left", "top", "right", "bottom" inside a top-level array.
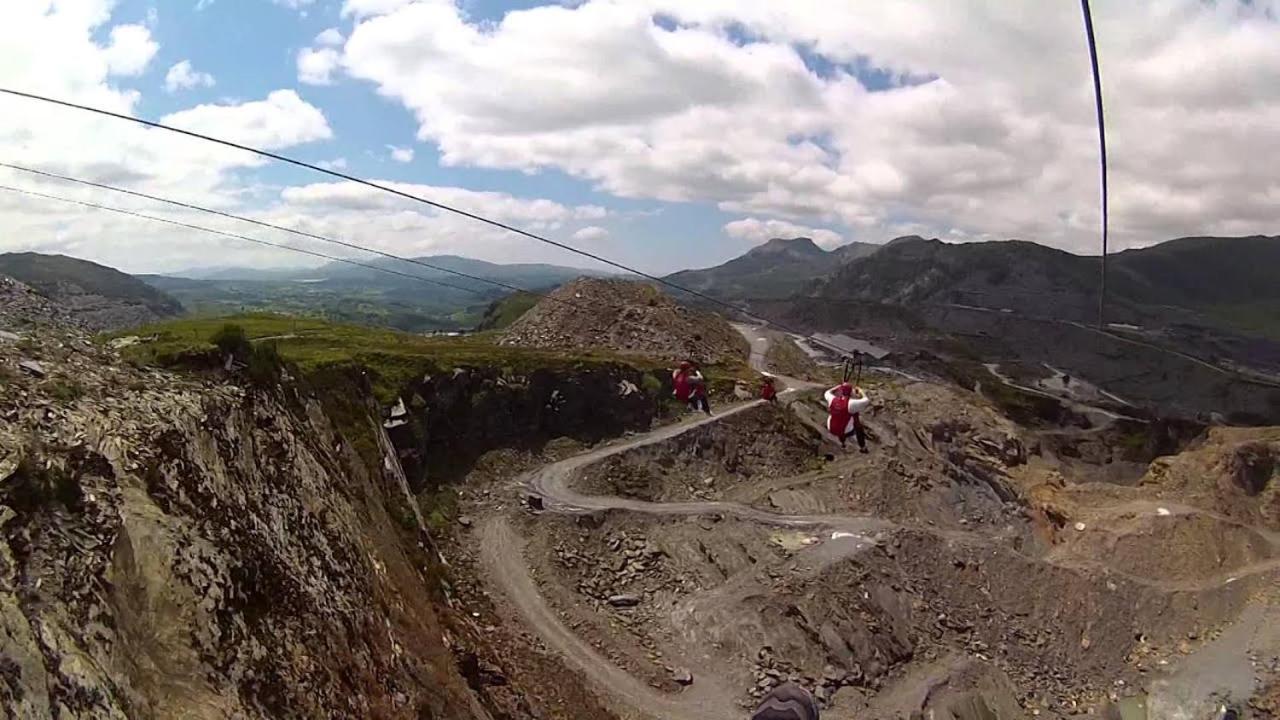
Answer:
[
  {"left": 475, "top": 326, "right": 1280, "bottom": 720},
  {"left": 982, "top": 362, "right": 1140, "bottom": 427},
  {"left": 731, "top": 323, "right": 770, "bottom": 373},
  {"left": 479, "top": 516, "right": 741, "bottom": 720}
]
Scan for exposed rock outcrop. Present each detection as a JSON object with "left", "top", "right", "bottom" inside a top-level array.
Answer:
[
  {"left": 0, "top": 323, "right": 485, "bottom": 717},
  {"left": 501, "top": 278, "right": 749, "bottom": 365}
]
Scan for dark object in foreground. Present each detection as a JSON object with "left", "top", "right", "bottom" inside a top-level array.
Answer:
[{"left": 751, "top": 682, "right": 819, "bottom": 720}]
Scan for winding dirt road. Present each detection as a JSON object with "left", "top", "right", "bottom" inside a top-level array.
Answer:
[{"left": 475, "top": 326, "right": 1280, "bottom": 720}]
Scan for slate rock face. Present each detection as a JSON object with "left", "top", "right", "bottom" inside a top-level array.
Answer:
[{"left": 0, "top": 322, "right": 484, "bottom": 719}]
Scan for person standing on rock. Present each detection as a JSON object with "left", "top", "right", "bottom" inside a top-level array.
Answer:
[
  {"left": 688, "top": 365, "right": 712, "bottom": 415},
  {"left": 825, "top": 382, "right": 870, "bottom": 452},
  {"left": 751, "top": 682, "right": 819, "bottom": 720}
]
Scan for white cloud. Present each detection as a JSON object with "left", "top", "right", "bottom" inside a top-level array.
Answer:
[
  {"left": 571, "top": 226, "right": 609, "bottom": 242},
  {"left": 316, "top": 28, "right": 345, "bottom": 46},
  {"left": 161, "top": 90, "right": 332, "bottom": 149},
  {"left": 339, "top": 0, "right": 1280, "bottom": 254},
  {"left": 318, "top": 158, "right": 349, "bottom": 170},
  {"left": 102, "top": 24, "right": 158, "bottom": 76},
  {"left": 343, "top": 0, "right": 414, "bottom": 19},
  {"left": 723, "top": 218, "right": 843, "bottom": 249},
  {"left": 0, "top": 1, "right": 610, "bottom": 274},
  {"left": 297, "top": 46, "right": 341, "bottom": 85},
  {"left": 387, "top": 145, "right": 414, "bottom": 163},
  {"left": 274, "top": 0, "right": 316, "bottom": 8},
  {"left": 164, "top": 60, "right": 215, "bottom": 92}
]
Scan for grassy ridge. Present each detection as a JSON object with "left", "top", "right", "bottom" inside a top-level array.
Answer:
[
  {"left": 475, "top": 292, "right": 539, "bottom": 331},
  {"left": 109, "top": 313, "right": 755, "bottom": 403}
]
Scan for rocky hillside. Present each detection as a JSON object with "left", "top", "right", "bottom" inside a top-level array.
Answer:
[
  {"left": 665, "top": 237, "right": 881, "bottom": 301},
  {"left": 0, "top": 307, "right": 492, "bottom": 718},
  {"left": 0, "top": 275, "right": 83, "bottom": 330},
  {"left": 0, "top": 252, "right": 184, "bottom": 331},
  {"left": 0, "top": 297, "right": 698, "bottom": 717},
  {"left": 501, "top": 278, "right": 750, "bottom": 364}
]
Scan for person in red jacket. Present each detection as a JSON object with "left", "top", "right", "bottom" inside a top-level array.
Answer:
[
  {"left": 825, "top": 382, "right": 870, "bottom": 452},
  {"left": 760, "top": 374, "right": 778, "bottom": 402},
  {"left": 671, "top": 361, "right": 693, "bottom": 404}
]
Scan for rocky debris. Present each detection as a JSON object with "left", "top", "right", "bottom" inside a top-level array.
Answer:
[
  {"left": 16, "top": 359, "right": 45, "bottom": 377},
  {"left": 574, "top": 404, "right": 819, "bottom": 503},
  {"left": 1139, "top": 426, "right": 1280, "bottom": 530},
  {"left": 747, "top": 646, "right": 864, "bottom": 708},
  {"left": 0, "top": 275, "right": 85, "bottom": 331},
  {"left": 0, "top": 329, "right": 18, "bottom": 343},
  {"left": 501, "top": 277, "right": 749, "bottom": 364},
  {"left": 107, "top": 334, "right": 144, "bottom": 349},
  {"left": 672, "top": 667, "right": 693, "bottom": 685},
  {"left": 557, "top": 530, "right": 672, "bottom": 607},
  {"left": 0, "top": 254, "right": 183, "bottom": 332}
]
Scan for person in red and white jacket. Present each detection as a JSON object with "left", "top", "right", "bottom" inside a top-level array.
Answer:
[
  {"left": 671, "top": 360, "right": 711, "bottom": 414},
  {"left": 825, "top": 382, "right": 870, "bottom": 452}
]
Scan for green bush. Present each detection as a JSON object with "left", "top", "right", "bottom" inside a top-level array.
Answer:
[
  {"left": 247, "top": 342, "right": 283, "bottom": 384},
  {"left": 640, "top": 372, "right": 664, "bottom": 396},
  {"left": 210, "top": 323, "right": 251, "bottom": 360}
]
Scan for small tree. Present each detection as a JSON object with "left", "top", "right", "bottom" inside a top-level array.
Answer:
[{"left": 210, "top": 324, "right": 251, "bottom": 360}]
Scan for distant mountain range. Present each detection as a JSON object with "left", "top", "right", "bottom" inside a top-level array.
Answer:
[
  {"left": 0, "top": 252, "right": 183, "bottom": 331},
  {"left": 664, "top": 236, "right": 883, "bottom": 300},
  {"left": 170, "top": 255, "right": 608, "bottom": 288},
  {"left": 139, "top": 255, "right": 610, "bottom": 333},
  {"left": 664, "top": 233, "right": 1280, "bottom": 340},
  {"left": 816, "top": 235, "right": 1280, "bottom": 332}
]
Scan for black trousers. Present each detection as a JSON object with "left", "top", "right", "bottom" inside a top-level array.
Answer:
[{"left": 841, "top": 414, "right": 867, "bottom": 450}]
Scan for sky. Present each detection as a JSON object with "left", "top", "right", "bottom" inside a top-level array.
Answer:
[{"left": 0, "top": 0, "right": 1277, "bottom": 276}]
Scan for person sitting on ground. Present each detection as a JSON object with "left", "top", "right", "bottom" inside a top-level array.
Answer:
[
  {"left": 825, "top": 381, "right": 871, "bottom": 453},
  {"left": 760, "top": 374, "right": 778, "bottom": 402},
  {"left": 751, "top": 682, "right": 819, "bottom": 720}
]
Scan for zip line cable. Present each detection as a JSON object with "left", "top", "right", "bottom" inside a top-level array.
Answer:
[
  {"left": 1080, "top": 0, "right": 1109, "bottom": 329},
  {"left": 0, "top": 87, "right": 856, "bottom": 357},
  {"left": 0, "top": 162, "right": 549, "bottom": 301},
  {"left": 0, "top": 183, "right": 505, "bottom": 299}
]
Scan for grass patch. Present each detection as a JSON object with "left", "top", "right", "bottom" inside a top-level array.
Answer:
[
  {"left": 1205, "top": 301, "right": 1280, "bottom": 341},
  {"left": 419, "top": 486, "right": 459, "bottom": 531},
  {"left": 46, "top": 379, "right": 85, "bottom": 402},
  {"left": 475, "top": 291, "right": 539, "bottom": 331}
]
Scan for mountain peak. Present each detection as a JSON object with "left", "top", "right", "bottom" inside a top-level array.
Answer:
[
  {"left": 748, "top": 237, "right": 826, "bottom": 257},
  {"left": 884, "top": 235, "right": 929, "bottom": 247}
]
